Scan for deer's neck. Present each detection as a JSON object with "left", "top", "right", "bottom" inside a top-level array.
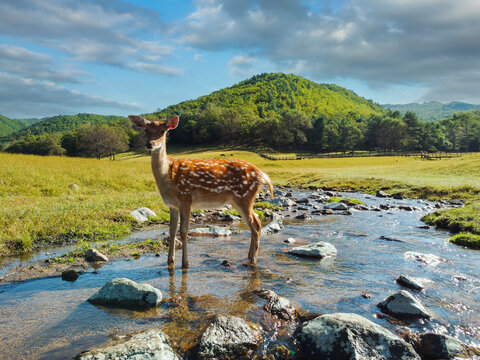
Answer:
[{"left": 151, "top": 139, "right": 171, "bottom": 184}]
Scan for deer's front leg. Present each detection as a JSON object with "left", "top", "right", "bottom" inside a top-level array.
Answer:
[
  {"left": 179, "top": 206, "right": 191, "bottom": 269},
  {"left": 168, "top": 207, "right": 179, "bottom": 267}
]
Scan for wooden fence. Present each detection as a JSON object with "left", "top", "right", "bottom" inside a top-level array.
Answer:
[{"left": 253, "top": 150, "right": 471, "bottom": 161}]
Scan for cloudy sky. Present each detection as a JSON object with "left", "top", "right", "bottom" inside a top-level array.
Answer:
[{"left": 1, "top": 0, "right": 479, "bottom": 118}]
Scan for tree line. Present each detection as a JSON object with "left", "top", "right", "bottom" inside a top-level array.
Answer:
[
  {"left": 166, "top": 105, "right": 480, "bottom": 153},
  {"left": 3, "top": 107, "right": 480, "bottom": 158}
]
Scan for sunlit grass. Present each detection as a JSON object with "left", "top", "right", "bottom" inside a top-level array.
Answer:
[{"left": 1, "top": 150, "right": 480, "bottom": 256}]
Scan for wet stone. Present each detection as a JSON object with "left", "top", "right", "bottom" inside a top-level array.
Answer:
[
  {"left": 88, "top": 278, "right": 162, "bottom": 309},
  {"left": 295, "top": 213, "right": 312, "bottom": 220},
  {"left": 197, "top": 315, "right": 262, "bottom": 360},
  {"left": 297, "top": 313, "right": 420, "bottom": 360},
  {"left": 61, "top": 269, "right": 79, "bottom": 282},
  {"left": 254, "top": 288, "right": 297, "bottom": 321},
  {"left": 396, "top": 275, "right": 425, "bottom": 290},
  {"left": 377, "top": 290, "right": 430, "bottom": 319},
  {"left": 416, "top": 332, "right": 470, "bottom": 360},
  {"left": 323, "top": 202, "right": 348, "bottom": 210},
  {"left": 85, "top": 248, "right": 108, "bottom": 262},
  {"left": 78, "top": 329, "right": 180, "bottom": 360},
  {"left": 189, "top": 226, "right": 232, "bottom": 237},
  {"left": 288, "top": 241, "right": 337, "bottom": 259}
]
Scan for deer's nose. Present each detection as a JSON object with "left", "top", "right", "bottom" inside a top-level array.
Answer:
[{"left": 146, "top": 141, "right": 153, "bottom": 149}]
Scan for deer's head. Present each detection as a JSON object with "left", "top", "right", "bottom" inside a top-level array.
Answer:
[{"left": 129, "top": 115, "right": 179, "bottom": 151}]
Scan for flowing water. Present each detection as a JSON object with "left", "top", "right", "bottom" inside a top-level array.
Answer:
[{"left": 0, "top": 191, "right": 479, "bottom": 359}]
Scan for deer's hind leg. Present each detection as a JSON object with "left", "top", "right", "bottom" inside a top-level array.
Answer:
[{"left": 233, "top": 199, "right": 261, "bottom": 266}]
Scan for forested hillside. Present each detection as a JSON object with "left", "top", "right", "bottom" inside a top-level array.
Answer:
[
  {"left": 152, "top": 73, "right": 386, "bottom": 148},
  {"left": 383, "top": 101, "right": 480, "bottom": 122},
  {"left": 0, "top": 114, "right": 26, "bottom": 137},
  {"left": 5, "top": 113, "right": 125, "bottom": 139}
]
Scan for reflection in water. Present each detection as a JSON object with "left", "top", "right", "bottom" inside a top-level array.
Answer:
[{"left": 0, "top": 191, "right": 479, "bottom": 359}]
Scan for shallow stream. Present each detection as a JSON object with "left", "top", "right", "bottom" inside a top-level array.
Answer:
[{"left": 0, "top": 191, "right": 479, "bottom": 359}]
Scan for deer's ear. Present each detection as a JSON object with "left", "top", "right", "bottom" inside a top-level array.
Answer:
[
  {"left": 128, "top": 115, "right": 150, "bottom": 128},
  {"left": 166, "top": 115, "right": 179, "bottom": 129}
]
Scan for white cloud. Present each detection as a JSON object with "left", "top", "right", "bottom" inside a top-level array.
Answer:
[
  {"left": 0, "top": 72, "right": 140, "bottom": 118},
  {"left": 0, "top": 0, "right": 180, "bottom": 76},
  {"left": 0, "top": 44, "right": 84, "bottom": 83},
  {"left": 178, "top": 0, "right": 480, "bottom": 102}
]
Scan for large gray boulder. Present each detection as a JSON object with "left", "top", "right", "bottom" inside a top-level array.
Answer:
[
  {"left": 130, "top": 207, "right": 157, "bottom": 223},
  {"left": 78, "top": 329, "right": 180, "bottom": 360},
  {"left": 261, "top": 213, "right": 284, "bottom": 235},
  {"left": 288, "top": 241, "right": 337, "bottom": 259},
  {"left": 377, "top": 290, "right": 430, "bottom": 318},
  {"left": 297, "top": 312, "right": 420, "bottom": 359},
  {"left": 88, "top": 278, "right": 162, "bottom": 309},
  {"left": 197, "top": 315, "right": 262, "bottom": 360}
]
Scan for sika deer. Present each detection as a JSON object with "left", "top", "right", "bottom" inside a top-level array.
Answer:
[{"left": 129, "top": 115, "right": 274, "bottom": 268}]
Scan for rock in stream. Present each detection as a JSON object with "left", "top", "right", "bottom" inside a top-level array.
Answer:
[
  {"left": 297, "top": 312, "right": 420, "bottom": 359},
  {"left": 88, "top": 278, "right": 162, "bottom": 309}
]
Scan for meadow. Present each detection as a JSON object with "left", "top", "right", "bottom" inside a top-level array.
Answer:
[{"left": 1, "top": 150, "right": 479, "bottom": 256}]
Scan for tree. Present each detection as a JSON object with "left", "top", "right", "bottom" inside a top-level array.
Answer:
[
  {"left": 76, "top": 125, "right": 129, "bottom": 159},
  {"left": 337, "top": 118, "right": 363, "bottom": 153}
]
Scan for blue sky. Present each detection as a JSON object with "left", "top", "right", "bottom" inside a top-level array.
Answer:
[{"left": 0, "top": 0, "right": 479, "bottom": 118}]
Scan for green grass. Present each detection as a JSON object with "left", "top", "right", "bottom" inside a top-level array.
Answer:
[
  {"left": 327, "top": 196, "right": 364, "bottom": 205},
  {"left": 1, "top": 150, "right": 480, "bottom": 257},
  {"left": 449, "top": 233, "right": 480, "bottom": 249}
]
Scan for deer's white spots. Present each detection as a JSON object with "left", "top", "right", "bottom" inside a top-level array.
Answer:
[{"left": 243, "top": 180, "right": 248, "bottom": 185}]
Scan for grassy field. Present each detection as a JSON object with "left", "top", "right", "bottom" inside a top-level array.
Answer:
[{"left": 1, "top": 150, "right": 480, "bottom": 256}]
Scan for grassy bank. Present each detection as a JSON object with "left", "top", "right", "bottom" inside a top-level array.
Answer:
[{"left": 1, "top": 151, "right": 480, "bottom": 256}]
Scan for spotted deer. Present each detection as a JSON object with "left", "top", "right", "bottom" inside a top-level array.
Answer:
[{"left": 129, "top": 115, "right": 274, "bottom": 268}]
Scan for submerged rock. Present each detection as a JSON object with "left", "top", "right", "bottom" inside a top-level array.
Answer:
[
  {"left": 130, "top": 207, "right": 157, "bottom": 223},
  {"left": 377, "top": 290, "right": 430, "bottom": 318},
  {"left": 254, "top": 288, "right": 297, "bottom": 321},
  {"left": 261, "top": 213, "right": 284, "bottom": 235},
  {"left": 297, "top": 312, "right": 420, "bottom": 360},
  {"left": 85, "top": 249, "right": 108, "bottom": 262},
  {"left": 396, "top": 275, "right": 425, "bottom": 290},
  {"left": 88, "top": 278, "right": 162, "bottom": 309},
  {"left": 189, "top": 226, "right": 232, "bottom": 237},
  {"left": 404, "top": 251, "right": 442, "bottom": 266},
  {"left": 197, "top": 315, "right": 261, "bottom": 360},
  {"left": 78, "top": 329, "right": 180, "bottom": 360},
  {"left": 288, "top": 241, "right": 337, "bottom": 259}
]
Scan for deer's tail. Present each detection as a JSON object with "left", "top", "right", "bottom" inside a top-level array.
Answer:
[{"left": 261, "top": 172, "right": 274, "bottom": 198}]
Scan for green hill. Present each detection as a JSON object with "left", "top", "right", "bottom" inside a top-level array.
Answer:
[
  {"left": 0, "top": 114, "right": 27, "bottom": 137},
  {"left": 4, "top": 113, "right": 126, "bottom": 141},
  {"left": 154, "top": 73, "right": 385, "bottom": 120},
  {"left": 382, "top": 101, "right": 480, "bottom": 122}
]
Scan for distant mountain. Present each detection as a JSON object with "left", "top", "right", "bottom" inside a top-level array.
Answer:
[
  {"left": 3, "top": 113, "right": 126, "bottom": 141},
  {"left": 382, "top": 101, "right": 480, "bottom": 121},
  {"left": 154, "top": 73, "right": 386, "bottom": 120}
]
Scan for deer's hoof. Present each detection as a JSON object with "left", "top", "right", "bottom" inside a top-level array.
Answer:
[{"left": 182, "top": 261, "right": 189, "bottom": 269}]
